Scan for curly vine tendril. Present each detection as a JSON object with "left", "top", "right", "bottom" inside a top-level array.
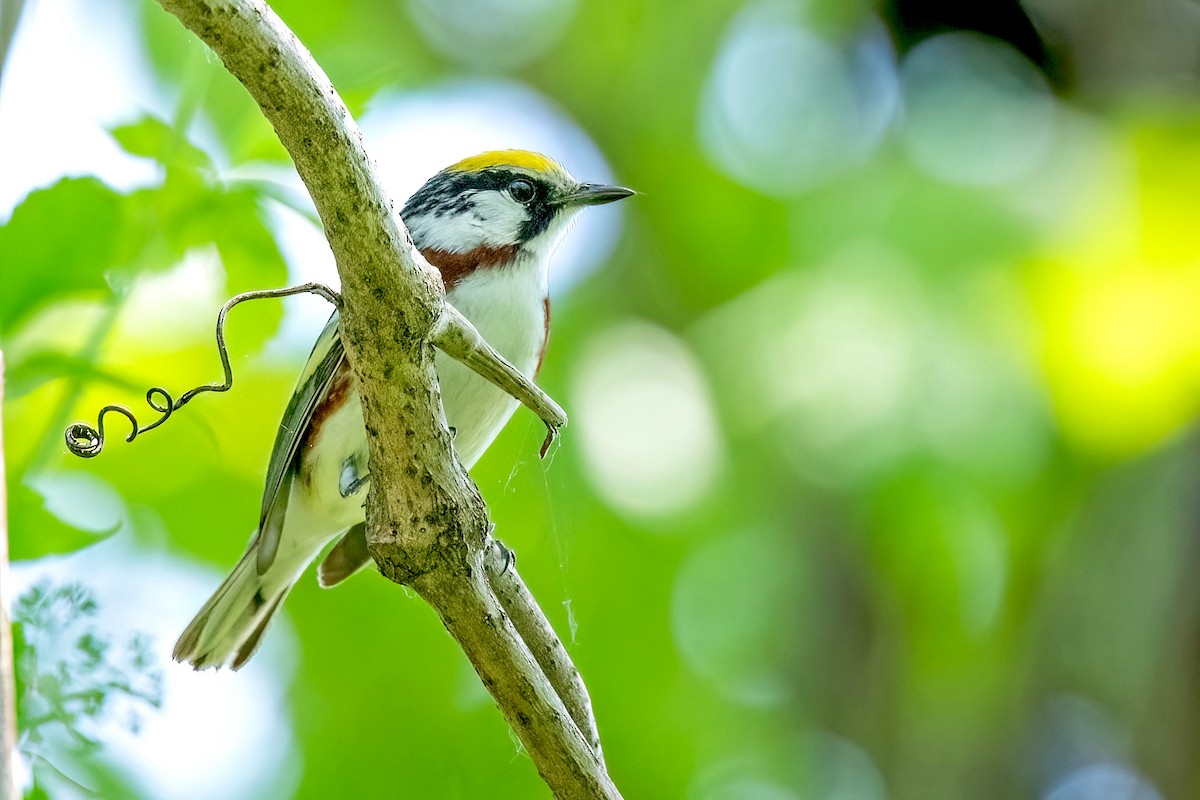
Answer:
[{"left": 64, "top": 282, "right": 340, "bottom": 459}]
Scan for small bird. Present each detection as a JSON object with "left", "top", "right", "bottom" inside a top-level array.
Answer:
[{"left": 173, "top": 150, "right": 633, "bottom": 670}]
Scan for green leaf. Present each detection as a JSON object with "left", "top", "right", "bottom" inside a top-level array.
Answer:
[
  {"left": 0, "top": 178, "right": 124, "bottom": 336},
  {"left": 215, "top": 190, "right": 291, "bottom": 283},
  {"left": 110, "top": 115, "right": 213, "bottom": 173},
  {"left": 7, "top": 481, "right": 119, "bottom": 561}
]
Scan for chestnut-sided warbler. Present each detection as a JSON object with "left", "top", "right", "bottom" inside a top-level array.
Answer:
[{"left": 173, "top": 150, "right": 633, "bottom": 670}]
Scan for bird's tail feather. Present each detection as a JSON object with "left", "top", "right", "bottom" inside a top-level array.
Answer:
[{"left": 173, "top": 541, "right": 295, "bottom": 671}]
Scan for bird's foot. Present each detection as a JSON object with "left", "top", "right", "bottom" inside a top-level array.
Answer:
[
  {"left": 487, "top": 536, "right": 517, "bottom": 576},
  {"left": 339, "top": 457, "right": 370, "bottom": 498}
]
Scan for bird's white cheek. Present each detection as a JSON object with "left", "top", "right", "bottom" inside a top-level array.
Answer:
[
  {"left": 468, "top": 191, "right": 528, "bottom": 246},
  {"left": 406, "top": 211, "right": 482, "bottom": 252},
  {"left": 405, "top": 190, "right": 528, "bottom": 252}
]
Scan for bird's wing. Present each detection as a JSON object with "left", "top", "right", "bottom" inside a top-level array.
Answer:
[{"left": 255, "top": 310, "right": 346, "bottom": 573}]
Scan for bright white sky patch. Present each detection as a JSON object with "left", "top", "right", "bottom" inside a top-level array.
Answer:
[{"left": 0, "top": 0, "right": 164, "bottom": 220}]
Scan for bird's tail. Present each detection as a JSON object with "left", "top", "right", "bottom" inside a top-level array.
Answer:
[{"left": 173, "top": 539, "right": 296, "bottom": 671}]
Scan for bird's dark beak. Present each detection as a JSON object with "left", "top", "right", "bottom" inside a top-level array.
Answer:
[{"left": 561, "top": 183, "right": 636, "bottom": 207}]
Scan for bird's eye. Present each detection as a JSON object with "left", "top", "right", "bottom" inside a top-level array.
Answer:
[{"left": 507, "top": 179, "right": 535, "bottom": 204}]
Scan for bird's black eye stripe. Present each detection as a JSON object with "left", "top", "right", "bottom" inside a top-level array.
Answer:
[
  {"left": 402, "top": 168, "right": 549, "bottom": 218},
  {"left": 400, "top": 167, "right": 556, "bottom": 241},
  {"left": 508, "top": 179, "right": 535, "bottom": 204}
]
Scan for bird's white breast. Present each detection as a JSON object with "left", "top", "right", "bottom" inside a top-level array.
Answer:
[{"left": 437, "top": 253, "right": 548, "bottom": 468}]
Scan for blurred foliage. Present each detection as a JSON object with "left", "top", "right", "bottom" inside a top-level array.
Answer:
[
  {"left": 4, "top": 0, "right": 1200, "bottom": 798},
  {"left": 13, "top": 583, "right": 163, "bottom": 799}
]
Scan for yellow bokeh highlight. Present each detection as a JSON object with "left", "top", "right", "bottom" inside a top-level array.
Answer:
[{"left": 1027, "top": 121, "right": 1200, "bottom": 456}]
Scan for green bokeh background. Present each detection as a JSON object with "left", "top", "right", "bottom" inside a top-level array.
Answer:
[{"left": 5, "top": 0, "right": 1200, "bottom": 798}]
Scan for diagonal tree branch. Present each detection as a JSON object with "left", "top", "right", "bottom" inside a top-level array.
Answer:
[
  {"left": 151, "top": 1, "right": 619, "bottom": 797},
  {"left": 485, "top": 542, "right": 605, "bottom": 763}
]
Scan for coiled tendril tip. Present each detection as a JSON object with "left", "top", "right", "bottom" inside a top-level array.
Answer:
[{"left": 64, "top": 282, "right": 339, "bottom": 459}]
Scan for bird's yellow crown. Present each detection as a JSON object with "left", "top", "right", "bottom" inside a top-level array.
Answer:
[{"left": 448, "top": 149, "right": 565, "bottom": 176}]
